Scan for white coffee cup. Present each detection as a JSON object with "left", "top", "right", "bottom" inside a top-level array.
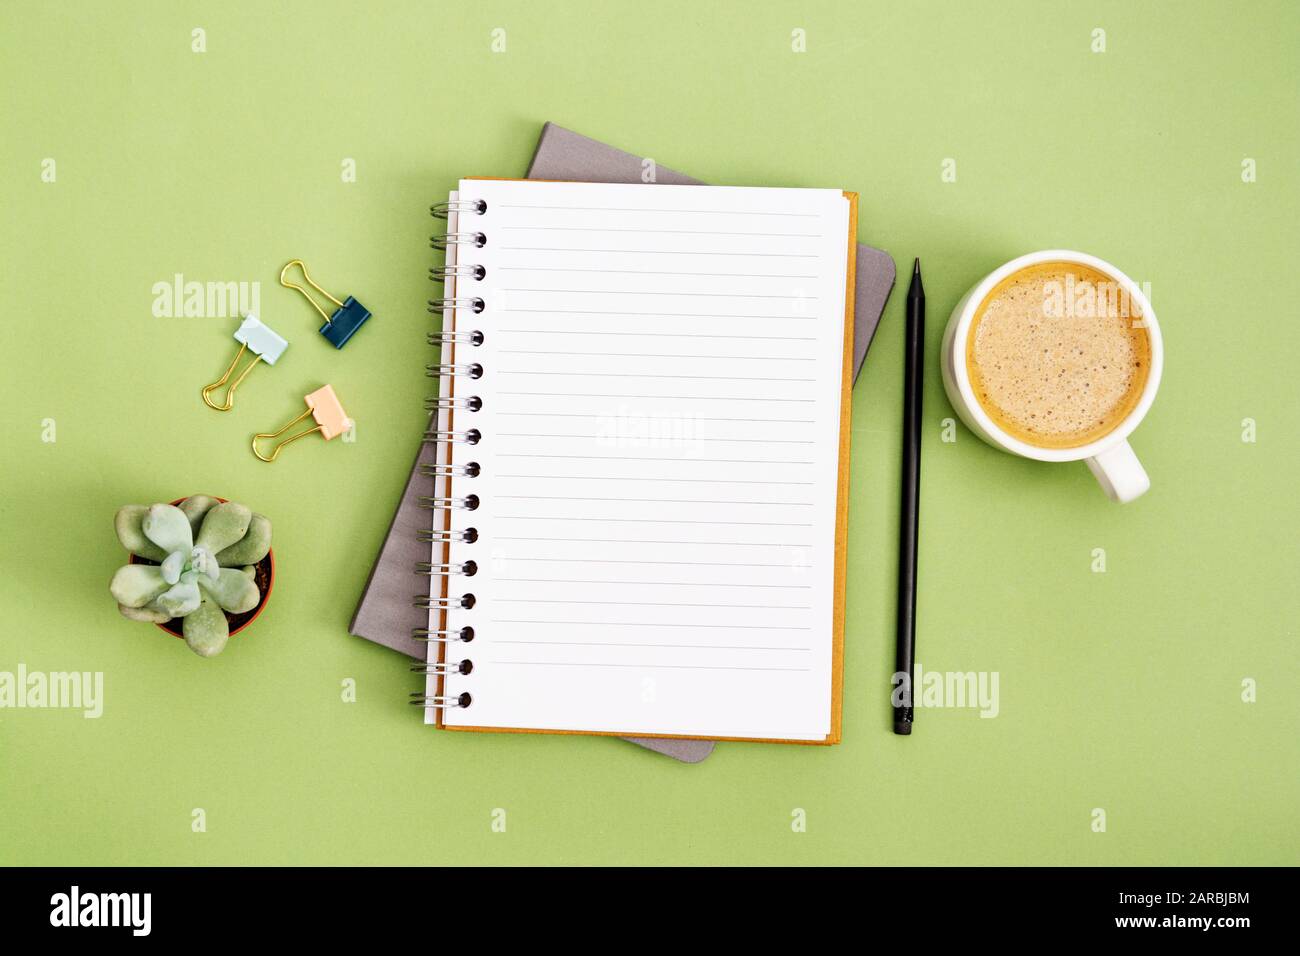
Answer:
[{"left": 940, "top": 250, "right": 1162, "bottom": 503}]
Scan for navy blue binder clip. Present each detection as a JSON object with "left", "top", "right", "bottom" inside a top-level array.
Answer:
[{"left": 280, "top": 259, "right": 372, "bottom": 349}]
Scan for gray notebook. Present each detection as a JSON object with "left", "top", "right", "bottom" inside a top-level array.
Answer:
[{"left": 349, "top": 122, "right": 895, "bottom": 763}]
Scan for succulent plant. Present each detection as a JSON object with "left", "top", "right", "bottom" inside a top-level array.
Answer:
[{"left": 110, "top": 497, "right": 272, "bottom": 657}]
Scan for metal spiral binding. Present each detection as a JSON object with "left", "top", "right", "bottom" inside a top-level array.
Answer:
[
  {"left": 418, "top": 461, "right": 480, "bottom": 478},
  {"left": 429, "top": 330, "right": 484, "bottom": 347},
  {"left": 428, "top": 296, "right": 485, "bottom": 314},
  {"left": 426, "top": 362, "right": 483, "bottom": 380},
  {"left": 425, "top": 394, "right": 482, "bottom": 412},
  {"left": 417, "top": 527, "right": 478, "bottom": 544},
  {"left": 417, "top": 195, "right": 488, "bottom": 713},
  {"left": 414, "top": 593, "right": 477, "bottom": 611},
  {"left": 430, "top": 264, "right": 486, "bottom": 283},
  {"left": 415, "top": 560, "right": 478, "bottom": 577},
  {"left": 430, "top": 199, "right": 487, "bottom": 218},
  {"left": 411, "top": 660, "right": 474, "bottom": 676},
  {"left": 416, "top": 494, "right": 480, "bottom": 511},
  {"left": 430, "top": 232, "right": 485, "bottom": 250},
  {"left": 423, "top": 427, "right": 481, "bottom": 445},
  {"left": 409, "top": 693, "right": 472, "bottom": 708},
  {"left": 411, "top": 625, "right": 475, "bottom": 644}
]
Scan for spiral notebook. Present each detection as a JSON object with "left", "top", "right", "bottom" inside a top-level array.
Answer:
[{"left": 417, "top": 178, "right": 855, "bottom": 743}]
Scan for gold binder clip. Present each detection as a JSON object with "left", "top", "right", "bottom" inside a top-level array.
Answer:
[
  {"left": 201, "top": 316, "right": 289, "bottom": 411},
  {"left": 280, "top": 259, "right": 372, "bottom": 349},
  {"left": 252, "top": 385, "right": 352, "bottom": 462}
]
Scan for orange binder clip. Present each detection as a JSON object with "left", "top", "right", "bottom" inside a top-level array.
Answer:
[{"left": 251, "top": 385, "right": 352, "bottom": 462}]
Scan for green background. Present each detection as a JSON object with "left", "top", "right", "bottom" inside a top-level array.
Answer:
[{"left": 2, "top": 0, "right": 1296, "bottom": 866}]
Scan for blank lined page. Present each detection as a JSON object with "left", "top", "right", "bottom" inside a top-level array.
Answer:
[{"left": 431, "top": 179, "right": 851, "bottom": 742}]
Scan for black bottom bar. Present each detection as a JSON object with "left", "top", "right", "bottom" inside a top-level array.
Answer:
[{"left": 2, "top": 866, "right": 1278, "bottom": 940}]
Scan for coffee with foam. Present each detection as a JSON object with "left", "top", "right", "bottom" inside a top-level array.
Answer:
[{"left": 965, "top": 262, "right": 1151, "bottom": 449}]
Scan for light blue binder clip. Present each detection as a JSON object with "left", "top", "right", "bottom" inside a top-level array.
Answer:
[{"left": 201, "top": 315, "right": 289, "bottom": 411}]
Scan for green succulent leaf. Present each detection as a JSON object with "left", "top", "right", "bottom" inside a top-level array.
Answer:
[
  {"left": 118, "top": 602, "right": 172, "bottom": 624},
  {"left": 161, "top": 550, "right": 185, "bottom": 585},
  {"left": 179, "top": 495, "right": 220, "bottom": 538},
  {"left": 154, "top": 580, "right": 202, "bottom": 617},
  {"left": 183, "top": 596, "right": 230, "bottom": 658},
  {"left": 110, "top": 564, "right": 170, "bottom": 608},
  {"left": 190, "top": 546, "right": 221, "bottom": 583},
  {"left": 215, "top": 513, "right": 272, "bottom": 567},
  {"left": 114, "top": 506, "right": 169, "bottom": 562},
  {"left": 143, "top": 504, "right": 193, "bottom": 554},
  {"left": 195, "top": 502, "right": 252, "bottom": 554},
  {"left": 200, "top": 567, "right": 261, "bottom": 614}
]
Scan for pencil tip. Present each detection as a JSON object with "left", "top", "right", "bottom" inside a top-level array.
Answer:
[{"left": 908, "top": 258, "right": 924, "bottom": 298}]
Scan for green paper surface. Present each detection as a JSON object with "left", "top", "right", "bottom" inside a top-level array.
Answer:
[{"left": 1, "top": 0, "right": 1296, "bottom": 866}]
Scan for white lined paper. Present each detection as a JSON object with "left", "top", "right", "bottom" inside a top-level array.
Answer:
[{"left": 430, "top": 179, "right": 849, "bottom": 741}]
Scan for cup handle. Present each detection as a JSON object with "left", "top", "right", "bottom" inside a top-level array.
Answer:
[{"left": 1085, "top": 440, "right": 1150, "bottom": 503}]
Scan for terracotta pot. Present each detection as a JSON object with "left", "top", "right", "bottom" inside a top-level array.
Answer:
[{"left": 126, "top": 497, "right": 274, "bottom": 641}]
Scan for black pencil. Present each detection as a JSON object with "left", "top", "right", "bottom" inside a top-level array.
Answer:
[{"left": 893, "top": 258, "right": 924, "bottom": 735}]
